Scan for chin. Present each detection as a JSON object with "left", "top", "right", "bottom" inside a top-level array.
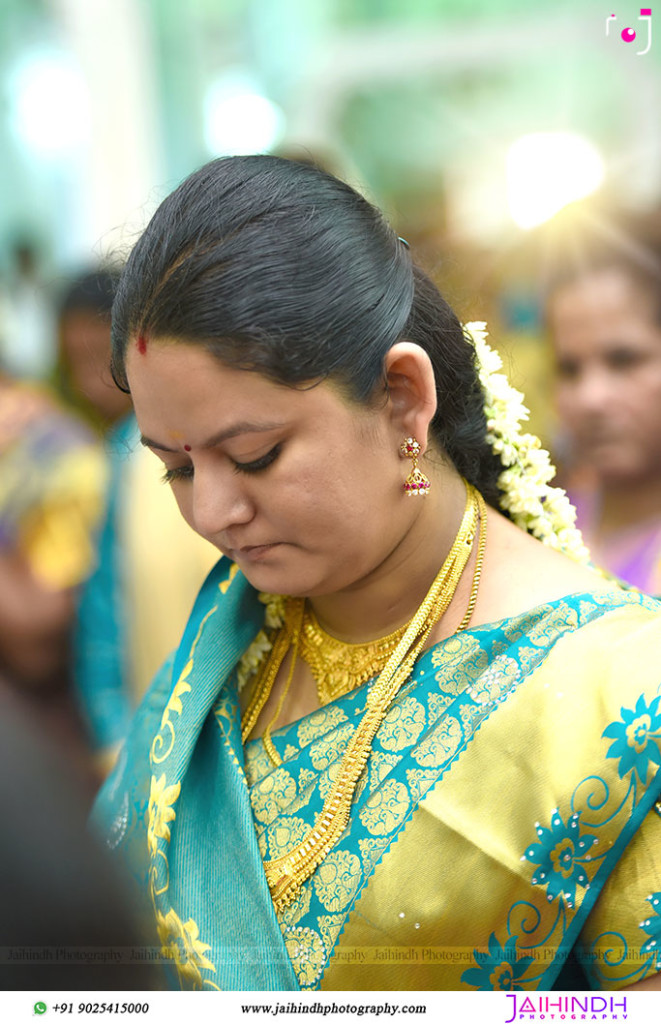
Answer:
[
  {"left": 238, "top": 562, "right": 349, "bottom": 601},
  {"left": 599, "top": 472, "right": 649, "bottom": 489},
  {"left": 586, "top": 447, "right": 633, "bottom": 479},
  {"left": 595, "top": 459, "right": 649, "bottom": 487},
  {"left": 233, "top": 556, "right": 309, "bottom": 597}
]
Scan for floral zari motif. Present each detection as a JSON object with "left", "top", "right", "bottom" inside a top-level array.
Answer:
[
  {"left": 462, "top": 693, "right": 661, "bottom": 990},
  {"left": 603, "top": 695, "right": 661, "bottom": 783},
  {"left": 146, "top": 603, "right": 222, "bottom": 989}
]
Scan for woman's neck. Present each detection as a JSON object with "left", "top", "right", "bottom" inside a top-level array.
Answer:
[
  {"left": 307, "top": 469, "right": 469, "bottom": 643},
  {"left": 597, "top": 475, "right": 661, "bottom": 535}
]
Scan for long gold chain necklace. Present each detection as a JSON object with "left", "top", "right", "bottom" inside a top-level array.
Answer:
[
  {"left": 241, "top": 480, "right": 487, "bottom": 911},
  {"left": 241, "top": 484, "right": 485, "bottom": 745}
]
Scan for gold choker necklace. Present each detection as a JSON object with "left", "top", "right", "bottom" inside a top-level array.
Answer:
[
  {"left": 241, "top": 480, "right": 487, "bottom": 912},
  {"left": 300, "top": 606, "right": 410, "bottom": 705}
]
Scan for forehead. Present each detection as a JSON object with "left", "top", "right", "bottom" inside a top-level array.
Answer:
[
  {"left": 125, "top": 338, "right": 362, "bottom": 438},
  {"left": 61, "top": 309, "right": 110, "bottom": 341},
  {"left": 549, "top": 270, "right": 659, "bottom": 350},
  {"left": 127, "top": 339, "right": 290, "bottom": 412}
]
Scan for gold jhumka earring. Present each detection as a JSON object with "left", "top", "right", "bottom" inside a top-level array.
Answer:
[{"left": 400, "top": 436, "right": 431, "bottom": 496}]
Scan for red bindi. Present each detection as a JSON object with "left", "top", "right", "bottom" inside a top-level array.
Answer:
[
  {"left": 137, "top": 334, "right": 147, "bottom": 355},
  {"left": 184, "top": 445, "right": 191, "bottom": 452}
]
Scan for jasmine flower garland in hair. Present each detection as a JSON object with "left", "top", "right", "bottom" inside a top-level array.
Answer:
[{"left": 464, "top": 321, "right": 590, "bottom": 564}]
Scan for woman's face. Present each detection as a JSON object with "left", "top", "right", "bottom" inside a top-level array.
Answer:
[
  {"left": 551, "top": 268, "right": 661, "bottom": 484},
  {"left": 126, "top": 340, "right": 415, "bottom": 597}
]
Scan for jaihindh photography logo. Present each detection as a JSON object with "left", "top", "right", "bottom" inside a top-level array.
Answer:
[
  {"left": 606, "top": 7, "right": 653, "bottom": 54},
  {"left": 504, "top": 994, "right": 628, "bottom": 1022}
]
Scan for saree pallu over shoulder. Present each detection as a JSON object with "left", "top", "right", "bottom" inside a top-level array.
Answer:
[
  {"left": 321, "top": 602, "right": 661, "bottom": 990},
  {"left": 244, "top": 592, "right": 661, "bottom": 990},
  {"left": 93, "top": 557, "right": 299, "bottom": 990},
  {"left": 93, "top": 562, "right": 661, "bottom": 992}
]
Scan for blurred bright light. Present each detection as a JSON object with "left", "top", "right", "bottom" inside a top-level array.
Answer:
[
  {"left": 507, "top": 132, "right": 605, "bottom": 229},
  {"left": 204, "top": 73, "right": 285, "bottom": 156},
  {"left": 11, "top": 55, "right": 90, "bottom": 157}
]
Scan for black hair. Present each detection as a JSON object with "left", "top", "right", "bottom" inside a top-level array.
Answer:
[
  {"left": 544, "top": 238, "right": 661, "bottom": 328},
  {"left": 111, "top": 155, "right": 502, "bottom": 504},
  {"left": 59, "top": 267, "right": 119, "bottom": 320}
]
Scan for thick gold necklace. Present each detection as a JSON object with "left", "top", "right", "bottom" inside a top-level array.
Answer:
[
  {"left": 301, "top": 484, "right": 486, "bottom": 704},
  {"left": 241, "top": 480, "right": 487, "bottom": 912},
  {"left": 242, "top": 484, "right": 486, "bottom": 743},
  {"left": 300, "top": 607, "right": 409, "bottom": 705}
]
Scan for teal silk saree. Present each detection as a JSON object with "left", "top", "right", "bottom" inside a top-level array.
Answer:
[{"left": 93, "top": 557, "right": 661, "bottom": 991}]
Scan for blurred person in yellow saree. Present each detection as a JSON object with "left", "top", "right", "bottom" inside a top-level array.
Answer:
[
  {"left": 53, "top": 270, "right": 217, "bottom": 776},
  {"left": 0, "top": 371, "right": 106, "bottom": 784},
  {"left": 93, "top": 157, "right": 661, "bottom": 992},
  {"left": 0, "top": 374, "right": 105, "bottom": 684}
]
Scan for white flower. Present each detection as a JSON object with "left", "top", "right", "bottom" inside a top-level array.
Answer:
[
  {"left": 237, "top": 594, "right": 286, "bottom": 692},
  {"left": 259, "top": 592, "right": 285, "bottom": 629},
  {"left": 464, "top": 321, "right": 590, "bottom": 565}
]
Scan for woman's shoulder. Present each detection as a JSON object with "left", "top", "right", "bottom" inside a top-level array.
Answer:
[
  {"left": 473, "top": 510, "right": 628, "bottom": 627},
  {"left": 92, "top": 652, "right": 177, "bottom": 821},
  {"left": 93, "top": 557, "right": 262, "bottom": 812}
]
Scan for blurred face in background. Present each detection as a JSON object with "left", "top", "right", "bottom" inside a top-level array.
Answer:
[
  {"left": 59, "top": 310, "right": 131, "bottom": 425},
  {"left": 549, "top": 267, "right": 661, "bottom": 486}
]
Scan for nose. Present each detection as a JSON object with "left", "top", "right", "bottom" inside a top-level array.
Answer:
[
  {"left": 190, "top": 464, "right": 255, "bottom": 542},
  {"left": 561, "top": 366, "right": 616, "bottom": 418}
]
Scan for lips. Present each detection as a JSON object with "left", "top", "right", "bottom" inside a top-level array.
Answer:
[
  {"left": 581, "top": 432, "right": 623, "bottom": 448},
  {"left": 229, "top": 542, "right": 282, "bottom": 562}
]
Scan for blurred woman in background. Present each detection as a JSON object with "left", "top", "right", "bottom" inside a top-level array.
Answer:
[
  {"left": 0, "top": 366, "right": 106, "bottom": 786},
  {"left": 55, "top": 268, "right": 131, "bottom": 431},
  {"left": 56, "top": 268, "right": 217, "bottom": 776},
  {"left": 548, "top": 250, "right": 661, "bottom": 593}
]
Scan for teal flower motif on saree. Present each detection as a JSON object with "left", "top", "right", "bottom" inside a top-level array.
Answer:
[
  {"left": 640, "top": 892, "right": 661, "bottom": 967},
  {"left": 462, "top": 933, "right": 535, "bottom": 990},
  {"left": 603, "top": 695, "right": 661, "bottom": 783},
  {"left": 523, "top": 810, "right": 597, "bottom": 908}
]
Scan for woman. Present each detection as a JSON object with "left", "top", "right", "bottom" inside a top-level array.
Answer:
[
  {"left": 94, "top": 156, "right": 661, "bottom": 993},
  {"left": 0, "top": 372, "right": 105, "bottom": 689},
  {"left": 547, "top": 252, "right": 661, "bottom": 594}
]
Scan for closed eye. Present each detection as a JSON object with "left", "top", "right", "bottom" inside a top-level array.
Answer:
[
  {"left": 160, "top": 443, "right": 282, "bottom": 485},
  {"left": 161, "top": 464, "right": 194, "bottom": 484},
  {"left": 232, "top": 443, "right": 282, "bottom": 474}
]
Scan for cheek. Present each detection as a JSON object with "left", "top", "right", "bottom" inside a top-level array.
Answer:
[
  {"left": 614, "top": 375, "right": 658, "bottom": 420},
  {"left": 639, "top": 367, "right": 661, "bottom": 401},
  {"left": 273, "top": 449, "right": 395, "bottom": 539},
  {"left": 555, "top": 384, "right": 578, "bottom": 417},
  {"left": 274, "top": 473, "right": 351, "bottom": 535},
  {"left": 634, "top": 383, "right": 661, "bottom": 437}
]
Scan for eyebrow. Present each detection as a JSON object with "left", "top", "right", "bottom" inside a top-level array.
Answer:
[{"left": 140, "top": 421, "right": 285, "bottom": 453}]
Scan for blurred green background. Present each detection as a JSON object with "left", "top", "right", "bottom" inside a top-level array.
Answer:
[{"left": 2, "top": 0, "right": 660, "bottom": 439}]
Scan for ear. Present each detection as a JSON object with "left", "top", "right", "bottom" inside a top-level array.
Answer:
[{"left": 384, "top": 342, "right": 437, "bottom": 449}]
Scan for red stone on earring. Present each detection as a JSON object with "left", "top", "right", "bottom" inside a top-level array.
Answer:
[
  {"left": 400, "top": 437, "right": 421, "bottom": 458},
  {"left": 400, "top": 436, "right": 430, "bottom": 495},
  {"left": 184, "top": 445, "right": 191, "bottom": 452}
]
